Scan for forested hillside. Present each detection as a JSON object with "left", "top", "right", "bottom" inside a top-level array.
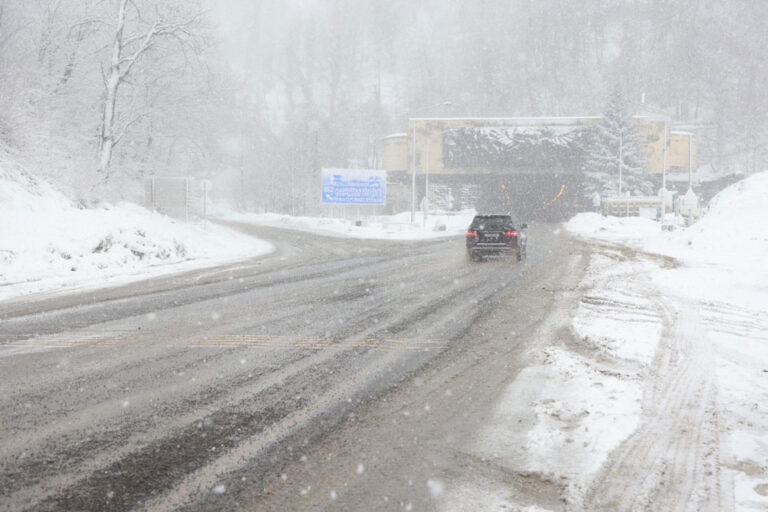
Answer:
[{"left": 1, "top": 0, "right": 766, "bottom": 210}]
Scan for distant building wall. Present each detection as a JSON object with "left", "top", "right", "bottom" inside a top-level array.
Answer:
[
  {"left": 668, "top": 131, "right": 698, "bottom": 173},
  {"left": 636, "top": 118, "right": 666, "bottom": 174},
  {"left": 380, "top": 116, "right": 697, "bottom": 177},
  {"left": 381, "top": 133, "right": 409, "bottom": 172}
]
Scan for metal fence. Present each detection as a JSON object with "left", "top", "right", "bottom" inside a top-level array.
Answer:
[
  {"left": 145, "top": 177, "right": 195, "bottom": 220},
  {"left": 601, "top": 196, "right": 662, "bottom": 218}
]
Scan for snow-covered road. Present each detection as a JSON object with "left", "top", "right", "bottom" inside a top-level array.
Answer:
[
  {"left": 0, "top": 222, "right": 576, "bottom": 512},
  {"left": 3, "top": 173, "right": 767, "bottom": 511}
]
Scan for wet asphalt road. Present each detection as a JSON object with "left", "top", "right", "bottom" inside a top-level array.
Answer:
[{"left": 0, "top": 222, "right": 575, "bottom": 511}]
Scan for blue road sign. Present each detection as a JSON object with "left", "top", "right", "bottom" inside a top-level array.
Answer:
[{"left": 321, "top": 169, "right": 386, "bottom": 205}]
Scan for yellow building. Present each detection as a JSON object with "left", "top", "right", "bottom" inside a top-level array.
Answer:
[
  {"left": 667, "top": 130, "right": 697, "bottom": 173},
  {"left": 380, "top": 116, "right": 699, "bottom": 218},
  {"left": 381, "top": 116, "right": 696, "bottom": 177}
]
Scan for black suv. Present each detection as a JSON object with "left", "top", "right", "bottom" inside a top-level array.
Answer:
[{"left": 466, "top": 214, "right": 528, "bottom": 262}]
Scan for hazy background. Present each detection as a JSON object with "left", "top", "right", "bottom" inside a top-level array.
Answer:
[{"left": 1, "top": 0, "right": 766, "bottom": 211}]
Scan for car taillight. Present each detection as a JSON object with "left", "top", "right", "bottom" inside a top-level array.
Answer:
[
  {"left": 504, "top": 230, "right": 519, "bottom": 238},
  {"left": 466, "top": 230, "right": 478, "bottom": 238}
]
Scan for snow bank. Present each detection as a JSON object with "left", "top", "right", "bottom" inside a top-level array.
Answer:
[
  {"left": 471, "top": 249, "right": 661, "bottom": 506},
  {"left": 566, "top": 171, "right": 768, "bottom": 510},
  {"left": 567, "top": 172, "right": 768, "bottom": 279},
  {"left": 0, "top": 165, "right": 272, "bottom": 300},
  {"left": 564, "top": 212, "right": 661, "bottom": 243},
  {"left": 217, "top": 209, "right": 477, "bottom": 240},
  {"left": 476, "top": 347, "right": 642, "bottom": 476}
]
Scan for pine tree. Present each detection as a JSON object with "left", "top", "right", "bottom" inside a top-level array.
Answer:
[{"left": 583, "top": 88, "right": 653, "bottom": 197}]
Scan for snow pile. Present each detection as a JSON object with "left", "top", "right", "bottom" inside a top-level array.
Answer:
[
  {"left": 652, "top": 173, "right": 768, "bottom": 278},
  {"left": 477, "top": 347, "right": 642, "bottom": 475},
  {"left": 567, "top": 172, "right": 768, "bottom": 277},
  {"left": 218, "top": 209, "right": 477, "bottom": 240},
  {"left": 472, "top": 250, "right": 661, "bottom": 506},
  {"left": 564, "top": 212, "right": 660, "bottom": 243},
  {"left": 566, "top": 171, "right": 768, "bottom": 510},
  {"left": 0, "top": 165, "right": 272, "bottom": 299}
]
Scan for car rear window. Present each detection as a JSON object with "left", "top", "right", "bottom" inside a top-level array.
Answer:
[{"left": 471, "top": 216, "right": 511, "bottom": 230}]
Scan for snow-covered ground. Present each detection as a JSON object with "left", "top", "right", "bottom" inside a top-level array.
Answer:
[
  {"left": 217, "top": 209, "right": 477, "bottom": 240},
  {"left": 454, "top": 249, "right": 664, "bottom": 510},
  {"left": 438, "top": 172, "right": 768, "bottom": 510},
  {"left": 561, "top": 172, "right": 768, "bottom": 510},
  {"left": 0, "top": 164, "right": 273, "bottom": 301}
]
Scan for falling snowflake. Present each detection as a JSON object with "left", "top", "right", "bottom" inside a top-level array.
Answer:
[{"left": 427, "top": 479, "right": 445, "bottom": 498}]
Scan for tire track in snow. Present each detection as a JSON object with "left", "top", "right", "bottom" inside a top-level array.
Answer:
[{"left": 581, "top": 300, "right": 723, "bottom": 511}]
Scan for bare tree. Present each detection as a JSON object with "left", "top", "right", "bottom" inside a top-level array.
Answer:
[{"left": 98, "top": 0, "right": 198, "bottom": 180}]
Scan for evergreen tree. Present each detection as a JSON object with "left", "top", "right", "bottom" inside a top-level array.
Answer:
[{"left": 583, "top": 89, "right": 653, "bottom": 197}]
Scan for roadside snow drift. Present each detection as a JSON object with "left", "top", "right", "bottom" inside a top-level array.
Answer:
[
  {"left": 218, "top": 209, "right": 477, "bottom": 240},
  {"left": 566, "top": 172, "right": 768, "bottom": 282},
  {"left": 566, "top": 171, "right": 768, "bottom": 511},
  {"left": 0, "top": 164, "right": 272, "bottom": 299}
]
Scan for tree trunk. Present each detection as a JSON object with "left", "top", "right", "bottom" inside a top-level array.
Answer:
[{"left": 98, "top": 0, "right": 127, "bottom": 179}]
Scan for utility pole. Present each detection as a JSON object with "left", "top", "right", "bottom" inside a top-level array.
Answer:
[
  {"left": 618, "top": 134, "right": 624, "bottom": 196},
  {"left": 662, "top": 123, "right": 668, "bottom": 192},
  {"left": 407, "top": 102, "right": 452, "bottom": 224},
  {"left": 688, "top": 133, "right": 693, "bottom": 190},
  {"left": 423, "top": 148, "right": 430, "bottom": 229},
  {"left": 411, "top": 123, "right": 417, "bottom": 224}
]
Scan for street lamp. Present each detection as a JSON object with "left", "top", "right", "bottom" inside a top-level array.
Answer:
[{"left": 409, "top": 101, "right": 453, "bottom": 223}]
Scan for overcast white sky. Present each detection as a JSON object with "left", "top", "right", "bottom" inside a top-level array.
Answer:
[{"left": 204, "top": 0, "right": 255, "bottom": 73}]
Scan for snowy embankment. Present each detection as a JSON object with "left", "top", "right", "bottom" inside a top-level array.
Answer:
[
  {"left": 217, "top": 209, "right": 477, "bottom": 240},
  {"left": 463, "top": 249, "right": 663, "bottom": 510},
  {"left": 0, "top": 165, "right": 272, "bottom": 301},
  {"left": 563, "top": 172, "right": 768, "bottom": 510}
]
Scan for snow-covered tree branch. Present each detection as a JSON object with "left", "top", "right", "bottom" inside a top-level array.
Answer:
[{"left": 97, "top": 0, "right": 202, "bottom": 180}]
